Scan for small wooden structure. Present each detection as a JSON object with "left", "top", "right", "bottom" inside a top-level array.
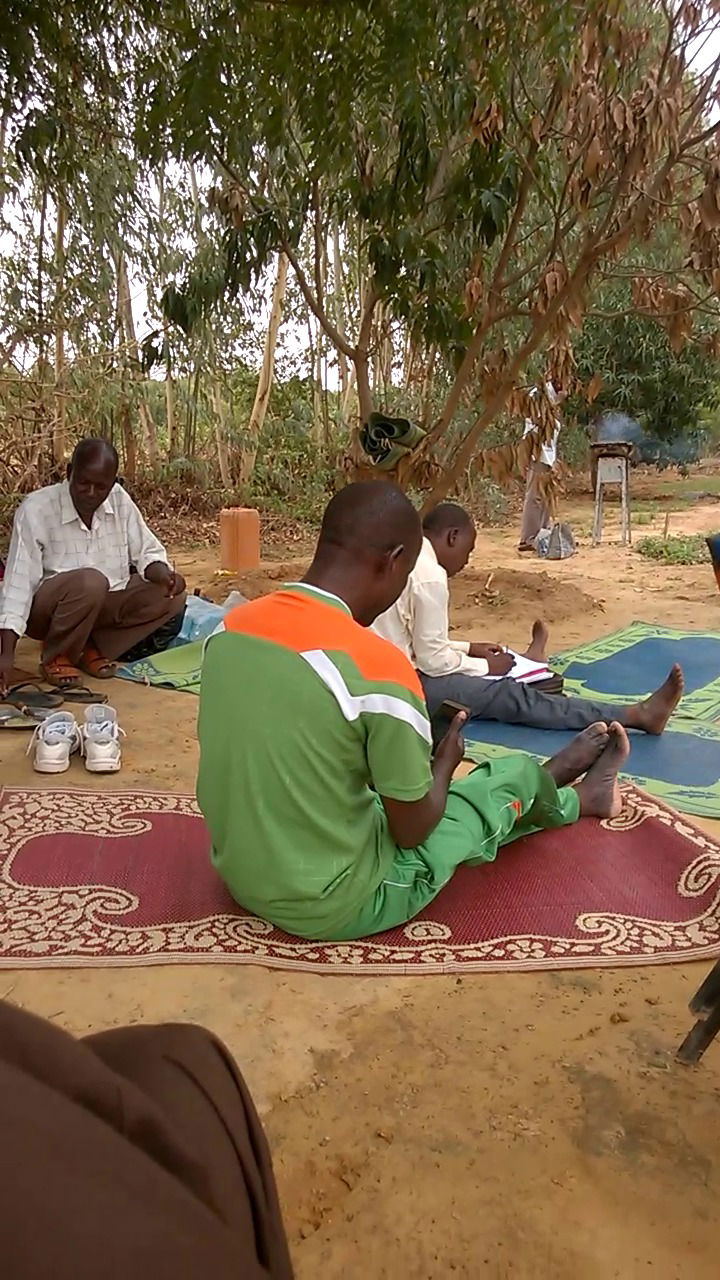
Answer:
[
  {"left": 677, "top": 957, "right": 720, "bottom": 1065},
  {"left": 591, "top": 442, "right": 632, "bottom": 547}
]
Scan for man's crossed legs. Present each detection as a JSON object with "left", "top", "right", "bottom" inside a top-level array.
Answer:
[{"left": 27, "top": 568, "right": 186, "bottom": 687}]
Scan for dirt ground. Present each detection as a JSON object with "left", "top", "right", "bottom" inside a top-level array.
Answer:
[{"left": 3, "top": 480, "right": 720, "bottom": 1278}]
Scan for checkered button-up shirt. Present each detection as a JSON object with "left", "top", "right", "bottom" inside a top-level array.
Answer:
[{"left": 0, "top": 481, "right": 169, "bottom": 638}]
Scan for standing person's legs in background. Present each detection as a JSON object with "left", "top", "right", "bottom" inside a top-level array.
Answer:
[
  {"left": 421, "top": 665, "right": 684, "bottom": 735},
  {"left": 518, "top": 460, "right": 552, "bottom": 550}
]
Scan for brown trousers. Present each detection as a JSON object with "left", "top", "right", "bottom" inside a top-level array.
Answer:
[
  {"left": 519, "top": 460, "right": 552, "bottom": 548},
  {"left": 27, "top": 568, "right": 187, "bottom": 663},
  {"left": 0, "top": 999, "right": 293, "bottom": 1280}
]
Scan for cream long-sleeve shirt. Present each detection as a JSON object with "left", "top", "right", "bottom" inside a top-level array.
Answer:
[
  {"left": 372, "top": 537, "right": 489, "bottom": 678},
  {"left": 0, "top": 480, "right": 169, "bottom": 638}
]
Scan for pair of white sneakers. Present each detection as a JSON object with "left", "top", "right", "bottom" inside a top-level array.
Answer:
[{"left": 28, "top": 705, "right": 125, "bottom": 774}]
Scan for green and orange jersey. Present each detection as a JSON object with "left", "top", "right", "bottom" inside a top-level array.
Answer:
[{"left": 197, "top": 583, "right": 433, "bottom": 939}]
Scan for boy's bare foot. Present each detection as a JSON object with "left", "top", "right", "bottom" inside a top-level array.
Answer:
[
  {"left": 544, "top": 722, "right": 609, "bottom": 787},
  {"left": 525, "top": 619, "right": 549, "bottom": 662},
  {"left": 623, "top": 665, "right": 684, "bottom": 735},
  {"left": 574, "top": 722, "right": 630, "bottom": 818}
]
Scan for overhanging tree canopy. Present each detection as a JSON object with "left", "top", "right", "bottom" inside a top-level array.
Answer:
[{"left": 3, "top": 0, "right": 720, "bottom": 497}]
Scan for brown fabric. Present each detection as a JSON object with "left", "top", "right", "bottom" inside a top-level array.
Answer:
[
  {"left": 6, "top": 665, "right": 35, "bottom": 684},
  {"left": 0, "top": 999, "right": 293, "bottom": 1280},
  {"left": 519, "top": 459, "right": 552, "bottom": 548},
  {"left": 27, "top": 568, "right": 186, "bottom": 662}
]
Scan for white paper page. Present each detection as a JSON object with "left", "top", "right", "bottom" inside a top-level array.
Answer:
[{"left": 480, "top": 648, "right": 552, "bottom": 684}]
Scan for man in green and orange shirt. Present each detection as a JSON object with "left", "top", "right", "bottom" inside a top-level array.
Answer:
[{"left": 197, "top": 483, "right": 630, "bottom": 941}]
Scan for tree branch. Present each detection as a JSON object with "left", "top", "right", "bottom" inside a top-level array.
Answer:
[{"left": 281, "top": 238, "right": 356, "bottom": 359}]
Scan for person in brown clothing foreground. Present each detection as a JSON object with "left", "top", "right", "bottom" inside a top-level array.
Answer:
[
  {"left": 0, "top": 437, "right": 186, "bottom": 693},
  {"left": 0, "top": 999, "right": 293, "bottom": 1279}
]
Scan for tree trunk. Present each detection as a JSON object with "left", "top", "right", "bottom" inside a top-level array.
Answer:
[
  {"left": 341, "top": 364, "right": 357, "bottom": 421},
  {"left": 380, "top": 311, "right": 393, "bottom": 396},
  {"left": 157, "top": 164, "right": 178, "bottom": 463},
  {"left": 351, "top": 281, "right": 379, "bottom": 427},
  {"left": 209, "top": 382, "right": 233, "bottom": 488},
  {"left": 313, "top": 320, "right": 324, "bottom": 444},
  {"left": 165, "top": 344, "right": 177, "bottom": 460},
  {"left": 120, "top": 399, "right": 137, "bottom": 484},
  {"left": 372, "top": 304, "right": 383, "bottom": 396},
  {"left": 354, "top": 351, "right": 374, "bottom": 424},
  {"left": 0, "top": 106, "right": 9, "bottom": 217},
  {"left": 332, "top": 220, "right": 350, "bottom": 396},
  {"left": 116, "top": 251, "right": 160, "bottom": 476},
  {"left": 419, "top": 345, "right": 437, "bottom": 428},
  {"left": 52, "top": 190, "right": 67, "bottom": 467},
  {"left": 237, "top": 252, "right": 288, "bottom": 484},
  {"left": 34, "top": 181, "right": 52, "bottom": 475}
]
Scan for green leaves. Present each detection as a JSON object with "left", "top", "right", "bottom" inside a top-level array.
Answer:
[{"left": 572, "top": 283, "right": 720, "bottom": 441}]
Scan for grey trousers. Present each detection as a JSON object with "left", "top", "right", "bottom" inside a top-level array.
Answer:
[
  {"left": 420, "top": 670, "right": 621, "bottom": 731},
  {"left": 519, "top": 459, "right": 552, "bottom": 546}
]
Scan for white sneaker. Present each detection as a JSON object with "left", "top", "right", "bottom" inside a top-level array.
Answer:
[
  {"left": 28, "top": 712, "right": 82, "bottom": 774},
  {"left": 82, "top": 704, "right": 124, "bottom": 773}
]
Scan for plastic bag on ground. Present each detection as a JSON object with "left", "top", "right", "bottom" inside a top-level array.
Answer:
[{"left": 534, "top": 522, "right": 576, "bottom": 560}]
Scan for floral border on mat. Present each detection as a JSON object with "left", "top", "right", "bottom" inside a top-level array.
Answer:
[{"left": 1, "top": 786, "right": 719, "bottom": 974}]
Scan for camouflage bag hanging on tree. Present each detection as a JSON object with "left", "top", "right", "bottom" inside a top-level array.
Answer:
[{"left": 359, "top": 413, "right": 427, "bottom": 472}]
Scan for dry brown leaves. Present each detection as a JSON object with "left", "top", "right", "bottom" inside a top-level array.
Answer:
[
  {"left": 536, "top": 261, "right": 568, "bottom": 312},
  {"left": 678, "top": 1, "right": 704, "bottom": 31},
  {"left": 208, "top": 183, "right": 247, "bottom": 229},
  {"left": 687, "top": 214, "right": 720, "bottom": 292},
  {"left": 563, "top": 11, "right": 689, "bottom": 218},
  {"left": 534, "top": 262, "right": 585, "bottom": 334},
  {"left": 463, "top": 276, "right": 485, "bottom": 316},
  {"left": 469, "top": 435, "right": 535, "bottom": 489},
  {"left": 697, "top": 159, "right": 720, "bottom": 231},
  {"left": 469, "top": 99, "right": 504, "bottom": 146},
  {"left": 632, "top": 276, "right": 695, "bottom": 351},
  {"left": 546, "top": 342, "right": 576, "bottom": 392},
  {"left": 703, "top": 331, "right": 720, "bottom": 358},
  {"left": 536, "top": 466, "right": 559, "bottom": 517},
  {"left": 478, "top": 346, "right": 511, "bottom": 396}
]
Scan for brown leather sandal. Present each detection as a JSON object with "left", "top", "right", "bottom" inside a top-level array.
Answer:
[
  {"left": 78, "top": 646, "right": 117, "bottom": 679},
  {"left": 40, "top": 656, "right": 83, "bottom": 689}
]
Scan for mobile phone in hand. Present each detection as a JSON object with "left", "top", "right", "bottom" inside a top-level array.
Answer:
[
  {"left": 431, "top": 699, "right": 471, "bottom": 753},
  {"left": 436, "top": 699, "right": 471, "bottom": 724}
]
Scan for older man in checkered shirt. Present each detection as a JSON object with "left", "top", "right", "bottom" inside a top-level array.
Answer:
[{"left": 0, "top": 438, "right": 186, "bottom": 692}]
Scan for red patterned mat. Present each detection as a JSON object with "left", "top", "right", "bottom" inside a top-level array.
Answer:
[{"left": 1, "top": 786, "right": 720, "bottom": 974}]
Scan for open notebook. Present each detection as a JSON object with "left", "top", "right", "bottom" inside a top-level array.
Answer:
[{"left": 482, "top": 649, "right": 553, "bottom": 684}]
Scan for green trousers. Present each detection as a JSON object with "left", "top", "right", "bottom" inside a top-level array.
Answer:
[{"left": 333, "top": 756, "right": 581, "bottom": 941}]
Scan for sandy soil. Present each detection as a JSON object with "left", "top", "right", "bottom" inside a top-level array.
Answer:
[{"left": 2, "top": 485, "right": 720, "bottom": 1278}]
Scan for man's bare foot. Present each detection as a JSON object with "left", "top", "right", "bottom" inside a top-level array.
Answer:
[
  {"left": 574, "top": 723, "right": 630, "bottom": 818},
  {"left": 544, "top": 722, "right": 609, "bottom": 787},
  {"left": 623, "top": 665, "right": 684, "bottom": 735},
  {"left": 525, "top": 619, "right": 549, "bottom": 662}
]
